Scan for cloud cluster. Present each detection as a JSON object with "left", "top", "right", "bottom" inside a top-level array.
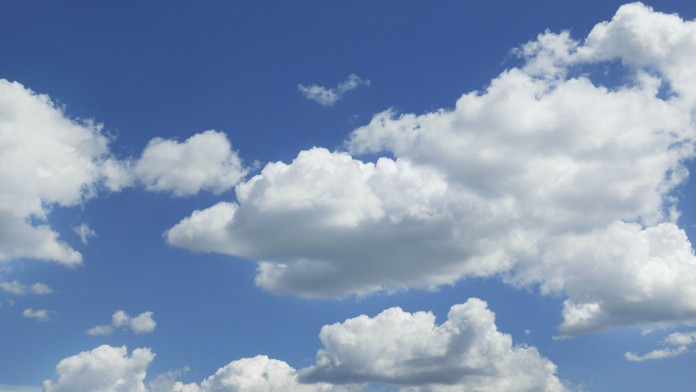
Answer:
[
  {"left": 43, "top": 345, "right": 154, "bottom": 392},
  {"left": 301, "top": 298, "right": 565, "bottom": 391},
  {"left": 167, "top": 3, "right": 696, "bottom": 336},
  {"left": 22, "top": 308, "right": 50, "bottom": 322},
  {"left": 87, "top": 310, "right": 156, "bottom": 336},
  {"left": 298, "top": 74, "right": 370, "bottom": 106},
  {"left": 44, "top": 300, "right": 564, "bottom": 391},
  {"left": 0, "top": 77, "right": 247, "bottom": 267},
  {"left": 0, "top": 281, "right": 53, "bottom": 295},
  {"left": 0, "top": 80, "right": 120, "bottom": 265},
  {"left": 626, "top": 330, "right": 696, "bottom": 362}
]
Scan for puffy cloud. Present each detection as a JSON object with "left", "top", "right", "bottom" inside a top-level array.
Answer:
[
  {"left": 72, "top": 223, "right": 97, "bottom": 245},
  {"left": 134, "top": 130, "right": 247, "bottom": 197},
  {"left": 47, "top": 300, "right": 564, "bottom": 391},
  {"left": 167, "top": 3, "right": 696, "bottom": 337},
  {"left": 0, "top": 80, "right": 123, "bottom": 265},
  {"left": 0, "top": 281, "right": 53, "bottom": 295},
  {"left": 87, "top": 310, "right": 156, "bottom": 336},
  {"left": 298, "top": 74, "right": 370, "bottom": 106},
  {"left": 43, "top": 345, "right": 154, "bottom": 392},
  {"left": 22, "top": 308, "right": 50, "bottom": 322},
  {"left": 301, "top": 298, "right": 565, "bottom": 391}
]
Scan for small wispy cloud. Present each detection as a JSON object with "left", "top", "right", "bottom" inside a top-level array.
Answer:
[
  {"left": 625, "top": 331, "right": 696, "bottom": 361},
  {"left": 87, "top": 310, "right": 156, "bottom": 335},
  {"left": 22, "top": 308, "right": 51, "bottom": 322},
  {"left": 0, "top": 281, "right": 53, "bottom": 295},
  {"left": 73, "top": 223, "right": 97, "bottom": 245},
  {"left": 298, "top": 74, "right": 370, "bottom": 106}
]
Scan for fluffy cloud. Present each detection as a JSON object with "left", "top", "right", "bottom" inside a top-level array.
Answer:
[
  {"left": 167, "top": 3, "right": 696, "bottom": 336},
  {"left": 625, "top": 330, "right": 696, "bottom": 362},
  {"left": 47, "top": 300, "right": 563, "bottom": 391},
  {"left": 298, "top": 74, "right": 370, "bottom": 106},
  {"left": 0, "top": 281, "right": 53, "bottom": 295},
  {"left": 134, "top": 130, "right": 247, "bottom": 197},
  {"left": 301, "top": 298, "right": 565, "bottom": 391},
  {"left": 87, "top": 310, "right": 156, "bottom": 336},
  {"left": 22, "top": 308, "right": 50, "bottom": 322},
  {"left": 43, "top": 345, "right": 154, "bottom": 392},
  {"left": 0, "top": 80, "right": 124, "bottom": 265}
]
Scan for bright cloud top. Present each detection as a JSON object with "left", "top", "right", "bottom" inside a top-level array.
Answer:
[
  {"left": 87, "top": 310, "right": 156, "bottom": 336},
  {"left": 0, "top": 80, "right": 121, "bottom": 266},
  {"left": 298, "top": 74, "right": 370, "bottom": 106},
  {"left": 167, "top": 3, "right": 696, "bottom": 336},
  {"left": 0, "top": 78, "right": 246, "bottom": 266},
  {"left": 135, "top": 130, "right": 247, "bottom": 197},
  {"left": 301, "top": 298, "right": 565, "bottom": 391},
  {"left": 45, "top": 299, "right": 564, "bottom": 392},
  {"left": 43, "top": 345, "right": 154, "bottom": 392}
]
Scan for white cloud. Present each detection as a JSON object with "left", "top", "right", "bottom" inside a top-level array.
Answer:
[
  {"left": 72, "top": 223, "right": 97, "bottom": 245},
  {"left": 88, "top": 310, "right": 156, "bottom": 335},
  {"left": 43, "top": 345, "right": 154, "bottom": 392},
  {"left": 301, "top": 298, "right": 565, "bottom": 391},
  {"left": 0, "top": 281, "right": 53, "bottom": 295},
  {"left": 625, "top": 330, "right": 696, "bottom": 362},
  {"left": 48, "top": 300, "right": 565, "bottom": 391},
  {"left": 298, "top": 74, "right": 370, "bottom": 106},
  {"left": 167, "top": 4, "right": 696, "bottom": 337},
  {"left": 134, "top": 130, "right": 247, "bottom": 197},
  {"left": 0, "top": 80, "right": 126, "bottom": 266},
  {"left": 22, "top": 308, "right": 50, "bottom": 322}
]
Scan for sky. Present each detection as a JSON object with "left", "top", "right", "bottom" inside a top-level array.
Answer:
[{"left": 2, "top": 1, "right": 696, "bottom": 391}]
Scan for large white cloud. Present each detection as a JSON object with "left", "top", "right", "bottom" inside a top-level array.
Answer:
[
  {"left": 134, "top": 130, "right": 247, "bottom": 197},
  {"left": 0, "top": 80, "right": 122, "bottom": 265},
  {"left": 167, "top": 3, "right": 696, "bottom": 336},
  {"left": 45, "top": 300, "right": 564, "bottom": 391},
  {"left": 301, "top": 298, "right": 565, "bottom": 391},
  {"left": 43, "top": 345, "right": 154, "bottom": 392}
]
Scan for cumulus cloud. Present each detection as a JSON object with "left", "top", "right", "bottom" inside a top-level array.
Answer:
[
  {"left": 0, "top": 80, "right": 124, "bottom": 266},
  {"left": 167, "top": 3, "right": 696, "bottom": 337},
  {"left": 43, "top": 345, "right": 154, "bottom": 392},
  {"left": 47, "top": 300, "right": 564, "bottom": 391},
  {"left": 134, "top": 130, "right": 247, "bottom": 197},
  {"left": 0, "top": 281, "right": 53, "bottom": 295},
  {"left": 87, "top": 310, "right": 156, "bottom": 336},
  {"left": 625, "top": 330, "right": 696, "bottom": 362},
  {"left": 72, "top": 223, "right": 97, "bottom": 245},
  {"left": 298, "top": 74, "right": 370, "bottom": 106},
  {"left": 22, "top": 308, "right": 50, "bottom": 322},
  {"left": 301, "top": 298, "right": 565, "bottom": 391}
]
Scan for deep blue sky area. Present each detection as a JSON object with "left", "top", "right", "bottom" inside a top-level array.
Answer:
[{"left": 2, "top": 1, "right": 696, "bottom": 391}]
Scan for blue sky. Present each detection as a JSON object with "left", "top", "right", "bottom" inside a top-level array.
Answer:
[{"left": 2, "top": 1, "right": 696, "bottom": 391}]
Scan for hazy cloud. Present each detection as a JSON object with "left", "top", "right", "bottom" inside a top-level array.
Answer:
[{"left": 298, "top": 74, "right": 370, "bottom": 106}]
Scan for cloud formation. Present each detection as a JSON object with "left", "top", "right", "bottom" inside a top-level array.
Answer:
[
  {"left": 46, "top": 299, "right": 564, "bottom": 391},
  {"left": 168, "top": 3, "right": 696, "bottom": 336},
  {"left": 22, "top": 308, "right": 50, "bottom": 322},
  {"left": 0, "top": 80, "right": 121, "bottom": 266},
  {"left": 72, "top": 223, "right": 97, "bottom": 245},
  {"left": 0, "top": 281, "right": 53, "bottom": 295},
  {"left": 625, "top": 330, "right": 696, "bottom": 362},
  {"left": 135, "top": 130, "right": 247, "bottom": 197},
  {"left": 43, "top": 345, "right": 153, "bottom": 392},
  {"left": 87, "top": 310, "right": 156, "bottom": 336},
  {"left": 301, "top": 298, "right": 565, "bottom": 391},
  {"left": 298, "top": 74, "right": 370, "bottom": 106}
]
